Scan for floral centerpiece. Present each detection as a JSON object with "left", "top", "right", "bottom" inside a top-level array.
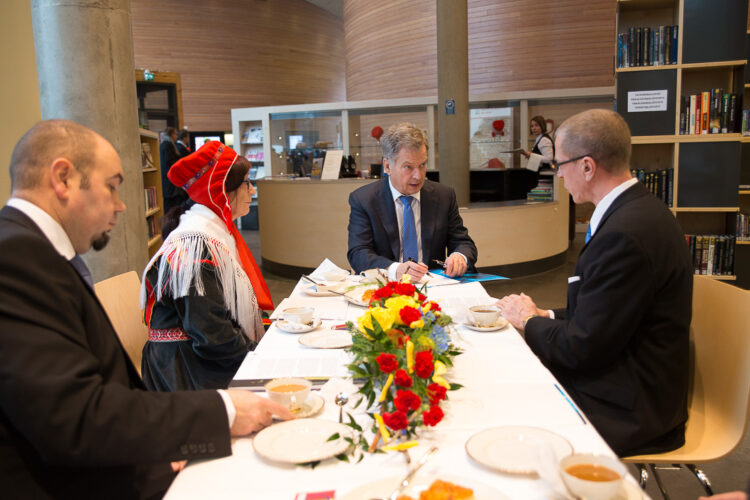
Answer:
[{"left": 342, "top": 278, "right": 462, "bottom": 452}]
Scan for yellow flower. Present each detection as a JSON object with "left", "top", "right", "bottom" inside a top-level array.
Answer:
[
  {"left": 432, "top": 360, "right": 450, "bottom": 389},
  {"left": 385, "top": 295, "right": 419, "bottom": 325},
  {"left": 379, "top": 373, "right": 394, "bottom": 402},
  {"left": 409, "top": 319, "right": 425, "bottom": 329},
  {"left": 382, "top": 441, "right": 419, "bottom": 451},
  {"left": 416, "top": 336, "right": 434, "bottom": 349},
  {"left": 374, "top": 413, "right": 391, "bottom": 442},
  {"left": 357, "top": 307, "right": 396, "bottom": 336},
  {"left": 400, "top": 274, "right": 412, "bottom": 283},
  {"left": 406, "top": 340, "right": 415, "bottom": 373}
]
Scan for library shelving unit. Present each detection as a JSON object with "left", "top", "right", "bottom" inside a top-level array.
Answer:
[
  {"left": 139, "top": 129, "right": 164, "bottom": 257},
  {"left": 616, "top": 0, "right": 748, "bottom": 282}
]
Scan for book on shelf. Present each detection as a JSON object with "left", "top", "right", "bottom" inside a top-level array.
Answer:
[
  {"left": 728, "top": 94, "right": 740, "bottom": 133},
  {"left": 631, "top": 168, "right": 673, "bottom": 207},
  {"left": 146, "top": 215, "right": 158, "bottom": 239},
  {"left": 736, "top": 213, "right": 750, "bottom": 241},
  {"left": 141, "top": 142, "right": 154, "bottom": 169},
  {"left": 617, "top": 25, "right": 678, "bottom": 69},
  {"left": 700, "top": 92, "right": 710, "bottom": 135},
  {"left": 144, "top": 186, "right": 158, "bottom": 211},
  {"left": 709, "top": 89, "right": 722, "bottom": 134},
  {"left": 680, "top": 91, "right": 740, "bottom": 135},
  {"left": 686, "top": 234, "right": 736, "bottom": 276}
]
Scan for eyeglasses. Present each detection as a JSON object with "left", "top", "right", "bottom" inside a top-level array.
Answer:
[
  {"left": 242, "top": 179, "right": 253, "bottom": 189},
  {"left": 549, "top": 154, "right": 592, "bottom": 171}
]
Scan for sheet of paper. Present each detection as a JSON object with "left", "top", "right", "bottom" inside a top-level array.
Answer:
[
  {"left": 321, "top": 150, "right": 343, "bottom": 180},
  {"left": 234, "top": 350, "right": 352, "bottom": 380}
]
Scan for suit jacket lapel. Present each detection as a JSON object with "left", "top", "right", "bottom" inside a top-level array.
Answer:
[
  {"left": 378, "top": 179, "right": 401, "bottom": 260},
  {"left": 420, "top": 181, "right": 435, "bottom": 263}
]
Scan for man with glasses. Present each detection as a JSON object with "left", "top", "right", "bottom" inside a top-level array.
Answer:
[{"left": 498, "top": 109, "right": 692, "bottom": 457}]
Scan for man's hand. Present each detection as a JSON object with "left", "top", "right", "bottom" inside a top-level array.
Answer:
[
  {"left": 226, "top": 390, "right": 294, "bottom": 436},
  {"left": 444, "top": 253, "right": 467, "bottom": 277},
  {"left": 496, "top": 293, "right": 548, "bottom": 330},
  {"left": 396, "top": 261, "right": 428, "bottom": 281}
]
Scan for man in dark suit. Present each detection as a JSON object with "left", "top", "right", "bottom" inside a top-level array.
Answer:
[
  {"left": 498, "top": 109, "right": 692, "bottom": 457},
  {"left": 176, "top": 129, "right": 191, "bottom": 157},
  {"left": 0, "top": 120, "right": 292, "bottom": 498},
  {"left": 347, "top": 123, "right": 477, "bottom": 281}
]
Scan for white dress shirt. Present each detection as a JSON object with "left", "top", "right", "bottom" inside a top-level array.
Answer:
[{"left": 589, "top": 177, "right": 639, "bottom": 238}]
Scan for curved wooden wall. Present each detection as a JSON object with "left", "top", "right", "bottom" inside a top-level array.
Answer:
[
  {"left": 131, "top": 0, "right": 345, "bottom": 131},
  {"left": 345, "top": 0, "right": 616, "bottom": 101}
]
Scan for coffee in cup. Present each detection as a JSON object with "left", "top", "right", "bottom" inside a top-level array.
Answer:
[
  {"left": 284, "top": 307, "right": 314, "bottom": 325},
  {"left": 468, "top": 305, "right": 501, "bottom": 327},
  {"left": 264, "top": 377, "right": 312, "bottom": 411}
]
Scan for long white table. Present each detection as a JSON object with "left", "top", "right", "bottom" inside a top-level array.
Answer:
[{"left": 166, "top": 279, "right": 644, "bottom": 499}]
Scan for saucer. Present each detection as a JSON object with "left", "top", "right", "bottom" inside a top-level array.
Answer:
[
  {"left": 275, "top": 318, "right": 322, "bottom": 333},
  {"left": 302, "top": 284, "right": 344, "bottom": 297},
  {"left": 463, "top": 317, "right": 509, "bottom": 332},
  {"left": 253, "top": 418, "right": 351, "bottom": 464},
  {"left": 291, "top": 393, "right": 325, "bottom": 418},
  {"left": 298, "top": 330, "right": 353, "bottom": 349}
]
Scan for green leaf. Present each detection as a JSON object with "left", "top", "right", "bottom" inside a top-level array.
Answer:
[
  {"left": 449, "top": 383, "right": 463, "bottom": 391},
  {"left": 327, "top": 432, "right": 340, "bottom": 441},
  {"left": 335, "top": 453, "right": 350, "bottom": 462},
  {"left": 347, "top": 413, "right": 363, "bottom": 432}
]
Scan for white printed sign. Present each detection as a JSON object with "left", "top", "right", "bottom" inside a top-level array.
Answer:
[
  {"left": 627, "top": 90, "right": 668, "bottom": 112},
  {"left": 321, "top": 149, "right": 343, "bottom": 180}
]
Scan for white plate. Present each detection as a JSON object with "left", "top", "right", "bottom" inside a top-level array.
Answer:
[
  {"left": 291, "top": 393, "right": 325, "bottom": 418},
  {"left": 463, "top": 317, "right": 510, "bottom": 332},
  {"left": 275, "top": 318, "right": 322, "bottom": 333},
  {"left": 298, "top": 330, "right": 353, "bottom": 349},
  {"left": 466, "top": 426, "right": 573, "bottom": 476},
  {"left": 338, "top": 473, "right": 509, "bottom": 500},
  {"left": 344, "top": 287, "right": 377, "bottom": 307},
  {"left": 302, "top": 284, "right": 344, "bottom": 297},
  {"left": 253, "top": 419, "right": 352, "bottom": 464}
]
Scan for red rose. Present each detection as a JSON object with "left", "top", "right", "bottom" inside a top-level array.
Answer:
[
  {"left": 382, "top": 410, "right": 408, "bottom": 430},
  {"left": 426, "top": 301, "right": 441, "bottom": 312},
  {"left": 376, "top": 353, "right": 398, "bottom": 373},
  {"left": 394, "top": 389, "right": 421, "bottom": 412},
  {"left": 399, "top": 306, "right": 421, "bottom": 325},
  {"left": 387, "top": 328, "right": 406, "bottom": 347},
  {"left": 415, "top": 350, "right": 434, "bottom": 378},
  {"left": 427, "top": 383, "right": 447, "bottom": 405},
  {"left": 372, "top": 285, "right": 395, "bottom": 301},
  {"left": 394, "top": 282, "right": 416, "bottom": 296},
  {"left": 417, "top": 293, "right": 427, "bottom": 302},
  {"left": 394, "top": 369, "right": 413, "bottom": 387},
  {"left": 422, "top": 405, "right": 444, "bottom": 426}
]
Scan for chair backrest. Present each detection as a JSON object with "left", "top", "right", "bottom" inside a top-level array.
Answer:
[
  {"left": 678, "top": 275, "right": 750, "bottom": 462},
  {"left": 94, "top": 271, "right": 148, "bottom": 377}
]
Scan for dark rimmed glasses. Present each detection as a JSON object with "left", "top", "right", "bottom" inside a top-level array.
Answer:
[{"left": 550, "top": 154, "right": 592, "bottom": 172}]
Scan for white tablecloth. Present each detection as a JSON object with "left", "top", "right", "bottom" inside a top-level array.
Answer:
[{"left": 166, "top": 279, "right": 644, "bottom": 499}]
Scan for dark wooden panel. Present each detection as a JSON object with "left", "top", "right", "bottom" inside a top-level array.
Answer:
[
  {"left": 345, "top": 0, "right": 616, "bottom": 101},
  {"left": 678, "top": 142, "right": 740, "bottom": 207},
  {"left": 616, "top": 69, "right": 677, "bottom": 135},
  {"left": 742, "top": 143, "right": 750, "bottom": 186},
  {"left": 131, "top": 0, "right": 345, "bottom": 131},
  {"left": 683, "top": 0, "right": 747, "bottom": 64}
]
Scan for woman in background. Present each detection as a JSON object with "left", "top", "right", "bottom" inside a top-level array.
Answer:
[
  {"left": 140, "top": 141, "right": 273, "bottom": 391},
  {"left": 521, "top": 115, "right": 554, "bottom": 167}
]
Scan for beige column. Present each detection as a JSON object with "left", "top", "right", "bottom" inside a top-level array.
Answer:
[
  {"left": 436, "top": 0, "right": 470, "bottom": 206},
  {"left": 31, "top": 0, "right": 147, "bottom": 281}
]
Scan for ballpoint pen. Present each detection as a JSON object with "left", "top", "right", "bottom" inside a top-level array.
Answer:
[
  {"left": 407, "top": 257, "right": 434, "bottom": 278},
  {"left": 432, "top": 259, "right": 447, "bottom": 269}
]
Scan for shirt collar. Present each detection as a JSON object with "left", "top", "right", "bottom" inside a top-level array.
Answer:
[
  {"left": 6, "top": 198, "right": 77, "bottom": 260},
  {"left": 589, "top": 177, "right": 638, "bottom": 236},
  {"left": 388, "top": 177, "right": 421, "bottom": 204}
]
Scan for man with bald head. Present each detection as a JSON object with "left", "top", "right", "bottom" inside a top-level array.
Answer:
[
  {"left": 0, "top": 120, "right": 292, "bottom": 498},
  {"left": 498, "top": 109, "right": 692, "bottom": 457}
]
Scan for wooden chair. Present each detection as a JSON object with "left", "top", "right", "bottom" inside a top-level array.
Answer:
[
  {"left": 622, "top": 275, "right": 750, "bottom": 499},
  {"left": 94, "top": 271, "right": 148, "bottom": 377}
]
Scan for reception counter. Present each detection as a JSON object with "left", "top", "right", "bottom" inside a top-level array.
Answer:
[{"left": 256, "top": 177, "right": 569, "bottom": 278}]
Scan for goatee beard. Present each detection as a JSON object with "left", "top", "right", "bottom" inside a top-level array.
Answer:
[{"left": 92, "top": 232, "right": 110, "bottom": 251}]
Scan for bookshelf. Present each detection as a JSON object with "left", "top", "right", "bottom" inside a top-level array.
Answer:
[
  {"left": 139, "top": 129, "right": 164, "bottom": 258},
  {"left": 616, "top": 0, "right": 748, "bottom": 282}
]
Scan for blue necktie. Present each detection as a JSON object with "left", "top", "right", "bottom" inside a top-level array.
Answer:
[
  {"left": 400, "top": 195, "right": 419, "bottom": 262},
  {"left": 585, "top": 224, "right": 592, "bottom": 244},
  {"left": 70, "top": 254, "right": 94, "bottom": 291}
]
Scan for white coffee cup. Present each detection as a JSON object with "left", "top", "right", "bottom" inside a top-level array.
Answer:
[
  {"left": 559, "top": 453, "right": 626, "bottom": 500},
  {"left": 264, "top": 377, "right": 311, "bottom": 411},
  {"left": 284, "top": 307, "right": 314, "bottom": 325},
  {"left": 468, "top": 305, "right": 501, "bottom": 327},
  {"left": 323, "top": 269, "right": 349, "bottom": 282}
]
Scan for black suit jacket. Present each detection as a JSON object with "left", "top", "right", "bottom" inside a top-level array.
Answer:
[
  {"left": 0, "top": 206, "right": 232, "bottom": 499},
  {"left": 525, "top": 182, "right": 692, "bottom": 456},
  {"left": 347, "top": 178, "right": 477, "bottom": 273}
]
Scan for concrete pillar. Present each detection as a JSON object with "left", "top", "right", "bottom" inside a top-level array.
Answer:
[
  {"left": 31, "top": 0, "right": 147, "bottom": 281},
  {"left": 436, "top": 0, "right": 470, "bottom": 206}
]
